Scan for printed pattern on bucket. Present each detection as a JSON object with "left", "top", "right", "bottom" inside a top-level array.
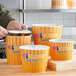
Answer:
[
  {"left": 8, "top": 45, "right": 20, "bottom": 53},
  {"left": 22, "top": 53, "right": 45, "bottom": 62},
  {"left": 36, "top": 33, "right": 58, "bottom": 41}
]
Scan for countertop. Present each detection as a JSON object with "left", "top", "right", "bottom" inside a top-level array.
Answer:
[{"left": 0, "top": 59, "right": 76, "bottom": 76}]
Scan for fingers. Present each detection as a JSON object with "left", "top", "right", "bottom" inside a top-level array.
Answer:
[
  {"left": 0, "top": 32, "right": 5, "bottom": 38},
  {"left": 2, "top": 29, "right": 8, "bottom": 35},
  {"left": 22, "top": 25, "right": 26, "bottom": 30},
  {"left": 7, "top": 20, "right": 28, "bottom": 31},
  {"left": 0, "top": 26, "right": 8, "bottom": 39},
  {"left": 0, "top": 36, "right": 2, "bottom": 39},
  {"left": 19, "top": 26, "right": 22, "bottom": 31},
  {"left": 21, "top": 24, "right": 28, "bottom": 30}
]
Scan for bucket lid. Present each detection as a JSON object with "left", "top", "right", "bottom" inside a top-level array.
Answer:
[
  {"left": 32, "top": 24, "right": 63, "bottom": 27},
  {"left": 8, "top": 30, "right": 32, "bottom": 34},
  {"left": 49, "top": 39, "right": 74, "bottom": 43},
  {"left": 0, "top": 39, "right": 4, "bottom": 42},
  {"left": 19, "top": 45, "right": 50, "bottom": 50}
]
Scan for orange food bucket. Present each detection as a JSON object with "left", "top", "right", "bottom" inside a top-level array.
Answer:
[
  {"left": 6, "top": 30, "right": 32, "bottom": 65},
  {"left": 52, "top": 0, "right": 67, "bottom": 9},
  {"left": 49, "top": 39, "right": 74, "bottom": 60},
  {"left": 19, "top": 45, "right": 50, "bottom": 72},
  {"left": 67, "top": 0, "right": 76, "bottom": 8},
  {"left": 32, "top": 24, "right": 63, "bottom": 55}
]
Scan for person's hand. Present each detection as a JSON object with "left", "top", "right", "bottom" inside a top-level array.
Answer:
[
  {"left": 0, "top": 26, "right": 8, "bottom": 39},
  {"left": 7, "top": 20, "right": 27, "bottom": 30}
]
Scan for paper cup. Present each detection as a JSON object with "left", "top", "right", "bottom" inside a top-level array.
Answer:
[
  {"left": 19, "top": 45, "right": 50, "bottom": 72},
  {"left": 49, "top": 39, "right": 74, "bottom": 60},
  {"left": 6, "top": 30, "right": 32, "bottom": 65},
  {"left": 32, "top": 24, "right": 63, "bottom": 55},
  {"left": 67, "top": 0, "right": 76, "bottom": 8},
  {"left": 52, "top": 0, "right": 68, "bottom": 9}
]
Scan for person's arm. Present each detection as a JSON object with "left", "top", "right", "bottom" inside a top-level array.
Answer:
[{"left": 0, "top": 3, "right": 14, "bottom": 28}]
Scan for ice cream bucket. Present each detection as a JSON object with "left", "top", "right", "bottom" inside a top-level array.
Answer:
[
  {"left": 49, "top": 39, "right": 74, "bottom": 60},
  {"left": 6, "top": 30, "right": 32, "bottom": 65},
  {"left": 19, "top": 45, "right": 50, "bottom": 72}
]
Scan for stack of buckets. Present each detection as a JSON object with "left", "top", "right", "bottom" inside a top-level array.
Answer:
[{"left": 6, "top": 24, "right": 74, "bottom": 72}]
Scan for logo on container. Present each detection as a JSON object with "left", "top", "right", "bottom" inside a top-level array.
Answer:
[
  {"left": 22, "top": 53, "right": 44, "bottom": 62},
  {"left": 36, "top": 33, "right": 58, "bottom": 41},
  {"left": 22, "top": 53, "right": 28, "bottom": 59},
  {"left": 8, "top": 45, "right": 20, "bottom": 53},
  {"left": 22, "top": 53, "right": 38, "bottom": 62},
  {"left": 53, "top": 46, "right": 66, "bottom": 53}
]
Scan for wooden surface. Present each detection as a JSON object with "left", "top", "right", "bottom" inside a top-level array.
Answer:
[{"left": 0, "top": 59, "right": 76, "bottom": 76}]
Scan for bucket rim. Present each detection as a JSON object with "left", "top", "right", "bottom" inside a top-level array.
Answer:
[
  {"left": 6, "top": 35, "right": 32, "bottom": 37},
  {"left": 19, "top": 45, "right": 50, "bottom": 50},
  {"left": 8, "top": 30, "right": 32, "bottom": 34},
  {"left": 49, "top": 39, "right": 74, "bottom": 43},
  {"left": 32, "top": 24, "right": 63, "bottom": 27}
]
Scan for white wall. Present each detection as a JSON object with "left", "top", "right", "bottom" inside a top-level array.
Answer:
[{"left": 25, "top": 13, "right": 76, "bottom": 27}]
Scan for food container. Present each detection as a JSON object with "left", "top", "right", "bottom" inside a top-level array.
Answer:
[
  {"left": 19, "top": 45, "right": 50, "bottom": 72},
  {"left": 52, "top": 0, "right": 68, "bottom": 9},
  {"left": 67, "top": 0, "right": 76, "bottom": 8},
  {"left": 32, "top": 24, "right": 63, "bottom": 55},
  {"left": 49, "top": 39, "right": 74, "bottom": 60},
  {"left": 6, "top": 30, "right": 32, "bottom": 65}
]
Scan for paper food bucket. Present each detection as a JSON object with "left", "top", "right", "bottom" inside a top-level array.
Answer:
[
  {"left": 19, "top": 45, "right": 50, "bottom": 72},
  {"left": 67, "top": 0, "right": 76, "bottom": 8},
  {"left": 6, "top": 30, "right": 32, "bottom": 65},
  {"left": 32, "top": 24, "right": 63, "bottom": 55},
  {"left": 49, "top": 39, "right": 74, "bottom": 60},
  {"left": 52, "top": 0, "right": 68, "bottom": 9}
]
